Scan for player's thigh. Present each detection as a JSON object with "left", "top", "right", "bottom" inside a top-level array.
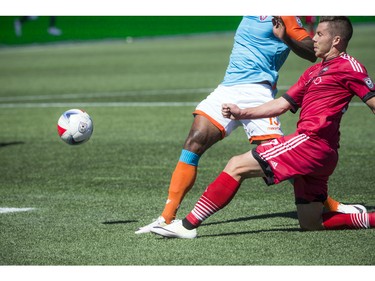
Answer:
[
  {"left": 194, "top": 86, "right": 242, "bottom": 139},
  {"left": 223, "top": 151, "right": 265, "bottom": 182},
  {"left": 184, "top": 114, "right": 223, "bottom": 150},
  {"left": 296, "top": 202, "right": 325, "bottom": 231}
]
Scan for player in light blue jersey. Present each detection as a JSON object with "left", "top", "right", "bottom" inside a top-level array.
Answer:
[
  {"left": 223, "top": 16, "right": 291, "bottom": 87},
  {"left": 136, "top": 16, "right": 365, "bottom": 234}
]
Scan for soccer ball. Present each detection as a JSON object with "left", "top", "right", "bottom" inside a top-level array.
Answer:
[{"left": 57, "top": 109, "right": 93, "bottom": 145}]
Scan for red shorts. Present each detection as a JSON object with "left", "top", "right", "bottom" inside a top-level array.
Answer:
[{"left": 252, "top": 132, "right": 338, "bottom": 203}]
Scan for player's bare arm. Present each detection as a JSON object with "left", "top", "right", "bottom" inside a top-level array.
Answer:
[
  {"left": 273, "top": 16, "right": 317, "bottom": 63},
  {"left": 366, "top": 96, "right": 375, "bottom": 114},
  {"left": 222, "top": 96, "right": 292, "bottom": 120}
]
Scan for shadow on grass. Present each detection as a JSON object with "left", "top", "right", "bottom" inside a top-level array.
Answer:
[
  {"left": 190, "top": 211, "right": 301, "bottom": 238},
  {"left": 0, "top": 141, "right": 25, "bottom": 148},
  {"left": 102, "top": 220, "right": 138, "bottom": 225},
  {"left": 202, "top": 211, "right": 298, "bottom": 227},
  {"left": 105, "top": 206, "right": 374, "bottom": 237},
  {"left": 149, "top": 211, "right": 301, "bottom": 239},
  {"left": 199, "top": 227, "right": 303, "bottom": 238},
  {"left": 196, "top": 207, "right": 374, "bottom": 238}
]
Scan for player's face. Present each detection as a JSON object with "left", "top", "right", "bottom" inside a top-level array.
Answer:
[{"left": 312, "top": 22, "right": 335, "bottom": 59}]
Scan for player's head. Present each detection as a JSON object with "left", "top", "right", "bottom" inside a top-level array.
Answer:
[
  {"left": 313, "top": 16, "right": 353, "bottom": 59},
  {"left": 318, "top": 16, "right": 353, "bottom": 47}
]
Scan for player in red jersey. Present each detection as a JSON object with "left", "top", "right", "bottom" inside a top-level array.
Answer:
[
  {"left": 151, "top": 16, "right": 375, "bottom": 238},
  {"left": 135, "top": 16, "right": 364, "bottom": 235}
]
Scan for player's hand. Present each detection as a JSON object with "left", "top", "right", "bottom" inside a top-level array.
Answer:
[
  {"left": 222, "top": 103, "right": 242, "bottom": 120},
  {"left": 272, "top": 16, "right": 287, "bottom": 40}
]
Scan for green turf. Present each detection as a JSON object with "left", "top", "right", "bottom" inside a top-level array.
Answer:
[
  {"left": 0, "top": 16, "right": 242, "bottom": 46},
  {"left": 0, "top": 25, "right": 375, "bottom": 267},
  {"left": 1, "top": 16, "right": 374, "bottom": 46}
]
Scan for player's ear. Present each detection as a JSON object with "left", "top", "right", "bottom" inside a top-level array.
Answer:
[
  {"left": 332, "top": 35, "right": 341, "bottom": 47},
  {"left": 332, "top": 35, "right": 347, "bottom": 51}
]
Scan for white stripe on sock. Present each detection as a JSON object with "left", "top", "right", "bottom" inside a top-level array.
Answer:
[
  {"left": 350, "top": 213, "right": 369, "bottom": 229},
  {"left": 191, "top": 196, "right": 219, "bottom": 222}
]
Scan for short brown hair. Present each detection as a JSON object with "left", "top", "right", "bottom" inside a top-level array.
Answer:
[{"left": 319, "top": 16, "right": 353, "bottom": 45}]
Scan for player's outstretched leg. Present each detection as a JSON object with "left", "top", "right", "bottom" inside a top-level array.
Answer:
[
  {"left": 323, "top": 212, "right": 375, "bottom": 229},
  {"left": 151, "top": 171, "right": 241, "bottom": 238},
  {"left": 135, "top": 150, "right": 199, "bottom": 234}
]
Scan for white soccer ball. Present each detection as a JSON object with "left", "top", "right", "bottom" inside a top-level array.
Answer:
[{"left": 57, "top": 109, "right": 93, "bottom": 145}]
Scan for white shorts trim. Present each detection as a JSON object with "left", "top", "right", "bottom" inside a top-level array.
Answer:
[{"left": 194, "top": 84, "right": 283, "bottom": 142}]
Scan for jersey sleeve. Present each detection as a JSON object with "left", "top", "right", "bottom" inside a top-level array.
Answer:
[
  {"left": 283, "top": 65, "right": 315, "bottom": 113},
  {"left": 340, "top": 66, "right": 375, "bottom": 102},
  {"left": 283, "top": 78, "right": 305, "bottom": 113},
  {"left": 281, "top": 16, "right": 310, "bottom": 41}
]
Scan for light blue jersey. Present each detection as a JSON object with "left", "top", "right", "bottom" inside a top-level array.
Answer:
[{"left": 221, "top": 16, "right": 290, "bottom": 91}]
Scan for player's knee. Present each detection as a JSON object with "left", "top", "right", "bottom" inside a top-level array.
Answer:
[
  {"left": 184, "top": 129, "right": 207, "bottom": 152},
  {"left": 224, "top": 152, "right": 263, "bottom": 182},
  {"left": 224, "top": 155, "right": 249, "bottom": 178},
  {"left": 298, "top": 218, "right": 323, "bottom": 231},
  {"left": 226, "top": 155, "right": 241, "bottom": 171},
  {"left": 297, "top": 203, "right": 325, "bottom": 231},
  {"left": 185, "top": 130, "right": 221, "bottom": 154}
]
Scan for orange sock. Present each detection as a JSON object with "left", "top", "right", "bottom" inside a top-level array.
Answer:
[
  {"left": 324, "top": 196, "right": 340, "bottom": 212},
  {"left": 161, "top": 161, "right": 197, "bottom": 223}
]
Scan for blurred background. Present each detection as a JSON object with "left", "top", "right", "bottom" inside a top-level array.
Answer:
[{"left": 1, "top": 16, "right": 375, "bottom": 46}]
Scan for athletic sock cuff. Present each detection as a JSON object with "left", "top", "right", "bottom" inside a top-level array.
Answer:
[
  {"left": 179, "top": 149, "right": 200, "bottom": 166},
  {"left": 183, "top": 217, "right": 198, "bottom": 230}
]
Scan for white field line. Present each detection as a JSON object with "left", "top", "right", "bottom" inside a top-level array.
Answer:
[
  {"left": 0, "top": 87, "right": 210, "bottom": 108},
  {"left": 0, "top": 207, "right": 35, "bottom": 214},
  {"left": 0, "top": 86, "right": 291, "bottom": 102},
  {"left": 0, "top": 88, "right": 213, "bottom": 102},
  {"left": 0, "top": 86, "right": 366, "bottom": 108},
  {"left": 0, "top": 102, "right": 200, "bottom": 108},
  {"left": 0, "top": 101, "right": 365, "bottom": 109}
]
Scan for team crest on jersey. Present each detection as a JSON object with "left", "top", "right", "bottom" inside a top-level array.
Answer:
[
  {"left": 319, "top": 67, "right": 329, "bottom": 75},
  {"left": 364, "top": 77, "right": 375, "bottom": 90},
  {"left": 295, "top": 16, "right": 303, "bottom": 27}
]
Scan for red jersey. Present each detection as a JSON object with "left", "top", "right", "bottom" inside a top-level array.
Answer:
[{"left": 283, "top": 53, "right": 375, "bottom": 149}]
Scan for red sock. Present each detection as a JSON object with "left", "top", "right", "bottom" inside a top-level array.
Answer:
[
  {"left": 185, "top": 172, "right": 240, "bottom": 228},
  {"left": 322, "top": 212, "right": 375, "bottom": 230}
]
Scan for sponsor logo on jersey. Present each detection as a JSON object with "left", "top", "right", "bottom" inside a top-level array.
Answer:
[
  {"left": 270, "top": 161, "right": 278, "bottom": 169},
  {"left": 260, "top": 16, "right": 268, "bottom": 21},
  {"left": 261, "top": 139, "right": 279, "bottom": 146},
  {"left": 313, "top": 77, "right": 322, "bottom": 85}
]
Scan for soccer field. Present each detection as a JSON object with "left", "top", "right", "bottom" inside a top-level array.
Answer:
[{"left": 0, "top": 24, "right": 375, "bottom": 272}]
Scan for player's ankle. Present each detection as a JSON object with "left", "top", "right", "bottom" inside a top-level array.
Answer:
[{"left": 182, "top": 218, "right": 197, "bottom": 230}]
